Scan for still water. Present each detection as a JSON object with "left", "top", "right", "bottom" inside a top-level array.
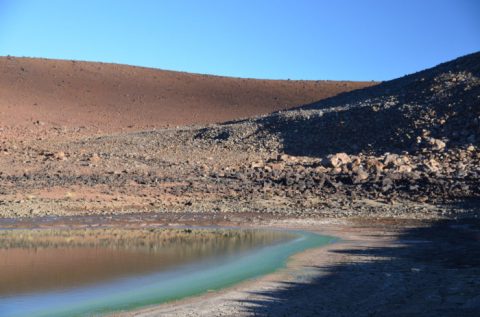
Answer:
[{"left": 0, "top": 228, "right": 333, "bottom": 317}]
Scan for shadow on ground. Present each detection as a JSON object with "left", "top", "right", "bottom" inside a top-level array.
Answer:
[
  {"left": 237, "top": 205, "right": 480, "bottom": 316},
  {"left": 252, "top": 52, "right": 480, "bottom": 158}
]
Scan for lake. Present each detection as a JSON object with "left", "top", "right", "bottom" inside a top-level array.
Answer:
[{"left": 0, "top": 228, "right": 333, "bottom": 317}]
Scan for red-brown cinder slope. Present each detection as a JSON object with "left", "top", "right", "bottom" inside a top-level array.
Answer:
[{"left": 0, "top": 57, "right": 376, "bottom": 132}]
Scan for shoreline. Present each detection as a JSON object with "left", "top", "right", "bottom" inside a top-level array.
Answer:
[
  {"left": 109, "top": 218, "right": 399, "bottom": 316},
  {"left": 107, "top": 215, "right": 479, "bottom": 316},
  {"left": 2, "top": 212, "right": 479, "bottom": 316}
]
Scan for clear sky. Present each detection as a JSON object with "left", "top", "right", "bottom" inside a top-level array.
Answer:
[{"left": 0, "top": 0, "right": 478, "bottom": 81}]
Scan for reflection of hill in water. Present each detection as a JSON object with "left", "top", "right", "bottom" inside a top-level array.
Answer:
[{"left": 0, "top": 228, "right": 294, "bottom": 296}]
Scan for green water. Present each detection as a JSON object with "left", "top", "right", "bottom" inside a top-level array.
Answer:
[{"left": 0, "top": 229, "right": 334, "bottom": 317}]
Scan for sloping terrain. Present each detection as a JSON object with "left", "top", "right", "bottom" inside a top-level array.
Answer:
[
  {"left": 0, "top": 56, "right": 373, "bottom": 135},
  {"left": 187, "top": 51, "right": 480, "bottom": 210},
  {"left": 198, "top": 51, "right": 480, "bottom": 156},
  {"left": 0, "top": 52, "right": 478, "bottom": 218}
]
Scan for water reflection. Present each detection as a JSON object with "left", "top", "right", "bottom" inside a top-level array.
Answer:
[{"left": 0, "top": 228, "right": 294, "bottom": 297}]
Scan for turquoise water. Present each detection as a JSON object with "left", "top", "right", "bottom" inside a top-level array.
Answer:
[{"left": 0, "top": 230, "right": 333, "bottom": 317}]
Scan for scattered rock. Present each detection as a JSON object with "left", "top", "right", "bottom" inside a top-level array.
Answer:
[
  {"left": 54, "top": 151, "right": 66, "bottom": 161},
  {"left": 325, "top": 153, "right": 351, "bottom": 168},
  {"left": 425, "top": 158, "right": 441, "bottom": 172},
  {"left": 353, "top": 168, "right": 369, "bottom": 183},
  {"left": 427, "top": 138, "right": 447, "bottom": 151},
  {"left": 251, "top": 161, "right": 264, "bottom": 169},
  {"left": 90, "top": 153, "right": 101, "bottom": 163}
]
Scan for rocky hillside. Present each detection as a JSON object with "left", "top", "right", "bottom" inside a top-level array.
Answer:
[
  {"left": 200, "top": 52, "right": 480, "bottom": 156},
  {"left": 1, "top": 53, "right": 478, "bottom": 218},
  {"left": 192, "top": 52, "right": 480, "bottom": 210}
]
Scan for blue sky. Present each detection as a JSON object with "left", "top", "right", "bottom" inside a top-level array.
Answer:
[{"left": 0, "top": 0, "right": 478, "bottom": 80}]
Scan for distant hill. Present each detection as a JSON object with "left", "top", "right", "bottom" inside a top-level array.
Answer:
[{"left": 0, "top": 57, "right": 374, "bottom": 133}]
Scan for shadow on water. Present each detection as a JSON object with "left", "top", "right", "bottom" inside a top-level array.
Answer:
[{"left": 236, "top": 203, "right": 480, "bottom": 316}]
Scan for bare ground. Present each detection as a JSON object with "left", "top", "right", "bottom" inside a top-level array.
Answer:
[{"left": 0, "top": 56, "right": 374, "bottom": 137}]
